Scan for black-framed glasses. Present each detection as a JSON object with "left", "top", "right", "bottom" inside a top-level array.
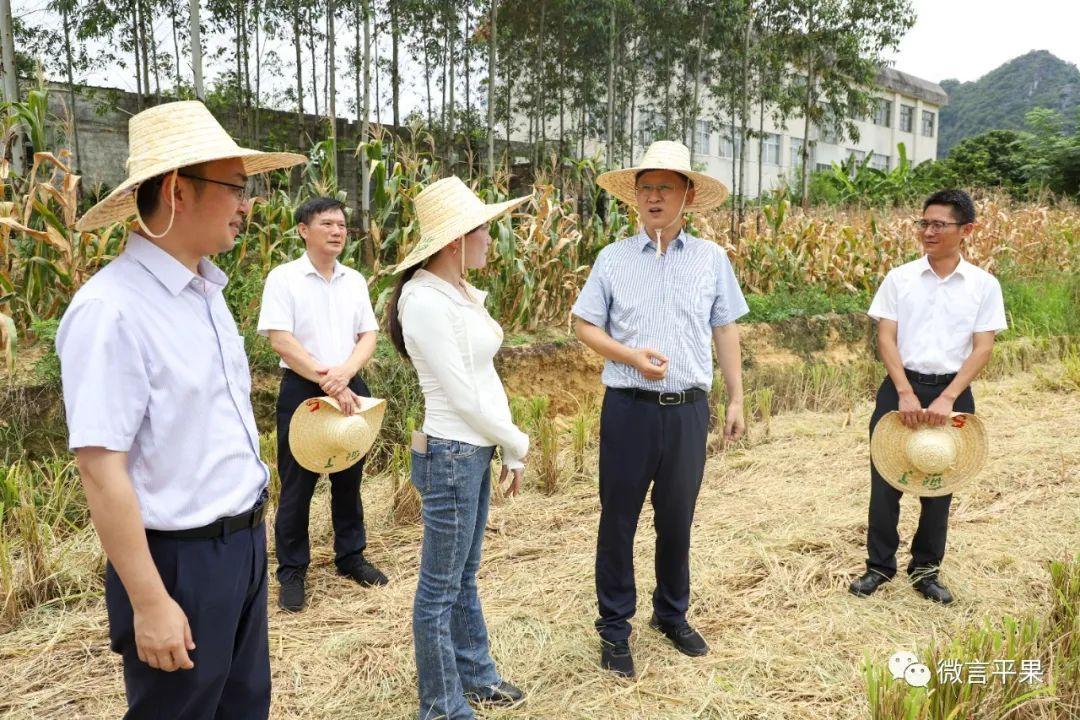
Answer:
[
  {"left": 177, "top": 172, "right": 251, "bottom": 203},
  {"left": 914, "top": 219, "right": 963, "bottom": 232}
]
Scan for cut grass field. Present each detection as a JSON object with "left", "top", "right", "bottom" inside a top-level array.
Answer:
[{"left": 0, "top": 364, "right": 1078, "bottom": 719}]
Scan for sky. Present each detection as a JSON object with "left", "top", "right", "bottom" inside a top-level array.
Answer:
[
  {"left": 10, "top": 0, "right": 1080, "bottom": 120},
  {"left": 885, "top": 0, "right": 1080, "bottom": 84}
]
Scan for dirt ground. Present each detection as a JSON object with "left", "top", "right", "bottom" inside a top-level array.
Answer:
[{"left": 1, "top": 365, "right": 1078, "bottom": 719}]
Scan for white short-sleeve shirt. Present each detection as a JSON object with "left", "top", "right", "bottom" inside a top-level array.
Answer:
[
  {"left": 56, "top": 233, "right": 269, "bottom": 531},
  {"left": 868, "top": 255, "right": 1008, "bottom": 374},
  {"left": 256, "top": 252, "right": 378, "bottom": 369}
]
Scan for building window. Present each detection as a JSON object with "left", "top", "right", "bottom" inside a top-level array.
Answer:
[
  {"left": 789, "top": 137, "right": 816, "bottom": 170},
  {"left": 869, "top": 152, "right": 890, "bottom": 171},
  {"left": 921, "top": 110, "right": 935, "bottom": 138},
  {"left": 899, "top": 104, "right": 914, "bottom": 133},
  {"left": 688, "top": 119, "right": 712, "bottom": 155},
  {"left": 636, "top": 109, "right": 663, "bottom": 148},
  {"left": 761, "top": 133, "right": 781, "bottom": 164},
  {"left": 815, "top": 162, "right": 831, "bottom": 173},
  {"left": 719, "top": 125, "right": 744, "bottom": 159},
  {"left": 873, "top": 99, "right": 892, "bottom": 127},
  {"left": 847, "top": 149, "right": 866, "bottom": 164},
  {"left": 820, "top": 121, "right": 842, "bottom": 145}
]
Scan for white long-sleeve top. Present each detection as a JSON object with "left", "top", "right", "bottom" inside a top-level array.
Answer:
[{"left": 398, "top": 270, "right": 529, "bottom": 469}]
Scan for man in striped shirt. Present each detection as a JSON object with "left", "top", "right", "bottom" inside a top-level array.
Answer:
[{"left": 571, "top": 141, "right": 749, "bottom": 678}]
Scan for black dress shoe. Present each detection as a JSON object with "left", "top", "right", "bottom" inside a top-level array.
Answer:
[
  {"left": 600, "top": 640, "right": 635, "bottom": 678},
  {"left": 464, "top": 680, "right": 525, "bottom": 707},
  {"left": 649, "top": 615, "right": 709, "bottom": 657},
  {"left": 337, "top": 557, "right": 389, "bottom": 587},
  {"left": 278, "top": 572, "right": 305, "bottom": 612},
  {"left": 849, "top": 571, "right": 890, "bottom": 597},
  {"left": 912, "top": 576, "right": 954, "bottom": 604}
]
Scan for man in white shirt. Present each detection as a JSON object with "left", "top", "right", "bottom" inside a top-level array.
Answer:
[
  {"left": 850, "top": 189, "right": 1008, "bottom": 605},
  {"left": 57, "top": 101, "right": 303, "bottom": 717},
  {"left": 257, "top": 197, "right": 385, "bottom": 612}
]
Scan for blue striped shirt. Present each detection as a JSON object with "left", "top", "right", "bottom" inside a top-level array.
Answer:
[{"left": 571, "top": 230, "right": 749, "bottom": 392}]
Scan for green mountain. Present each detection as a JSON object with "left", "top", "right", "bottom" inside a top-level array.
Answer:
[{"left": 938, "top": 50, "right": 1080, "bottom": 155}]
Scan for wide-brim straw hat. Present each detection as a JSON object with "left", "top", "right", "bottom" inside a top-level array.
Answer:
[
  {"left": 596, "top": 140, "right": 729, "bottom": 212},
  {"left": 395, "top": 176, "right": 530, "bottom": 273},
  {"left": 289, "top": 395, "right": 387, "bottom": 474},
  {"left": 870, "top": 412, "right": 988, "bottom": 497},
  {"left": 76, "top": 101, "right": 306, "bottom": 231}
]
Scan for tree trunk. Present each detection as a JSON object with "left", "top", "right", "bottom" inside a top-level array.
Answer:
[
  {"left": 486, "top": 0, "right": 496, "bottom": 177},
  {"left": 131, "top": 0, "right": 144, "bottom": 109},
  {"left": 254, "top": 0, "right": 261, "bottom": 141},
  {"left": 293, "top": 0, "right": 304, "bottom": 148},
  {"left": 170, "top": 0, "right": 181, "bottom": 91},
  {"left": 360, "top": 0, "right": 373, "bottom": 266},
  {"left": 447, "top": 8, "right": 456, "bottom": 166},
  {"left": 390, "top": 0, "right": 399, "bottom": 127},
  {"left": 736, "top": 11, "right": 751, "bottom": 233},
  {"left": 0, "top": 0, "right": 19, "bottom": 172},
  {"left": 604, "top": 3, "right": 615, "bottom": 166},
  {"left": 235, "top": 2, "right": 244, "bottom": 138},
  {"left": 533, "top": 0, "right": 545, "bottom": 168},
  {"left": 189, "top": 0, "right": 203, "bottom": 99},
  {"left": 800, "top": 64, "right": 814, "bottom": 209},
  {"left": 374, "top": 17, "right": 380, "bottom": 125},
  {"left": 423, "top": 44, "right": 432, "bottom": 127},
  {"left": 140, "top": 0, "right": 152, "bottom": 103},
  {"left": 242, "top": 0, "right": 254, "bottom": 143},
  {"left": 309, "top": 19, "right": 319, "bottom": 117},
  {"left": 61, "top": 2, "right": 81, "bottom": 173},
  {"left": 463, "top": 3, "right": 470, "bottom": 141},
  {"left": 327, "top": 0, "right": 337, "bottom": 158}
]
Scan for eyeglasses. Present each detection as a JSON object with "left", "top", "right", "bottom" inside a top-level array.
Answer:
[
  {"left": 635, "top": 183, "right": 686, "bottom": 198},
  {"left": 178, "top": 173, "right": 251, "bottom": 203},
  {"left": 914, "top": 219, "right": 964, "bottom": 233}
]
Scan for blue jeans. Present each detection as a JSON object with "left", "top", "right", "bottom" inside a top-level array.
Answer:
[{"left": 411, "top": 437, "right": 500, "bottom": 720}]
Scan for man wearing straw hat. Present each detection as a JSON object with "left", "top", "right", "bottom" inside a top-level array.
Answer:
[
  {"left": 849, "top": 189, "right": 1007, "bottom": 605},
  {"left": 257, "top": 196, "right": 387, "bottom": 613},
  {"left": 572, "top": 140, "right": 748, "bottom": 678},
  {"left": 56, "top": 101, "right": 303, "bottom": 717}
]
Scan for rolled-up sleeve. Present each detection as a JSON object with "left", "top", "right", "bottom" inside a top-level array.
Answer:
[
  {"left": 57, "top": 299, "right": 150, "bottom": 451},
  {"left": 571, "top": 251, "right": 611, "bottom": 329},
  {"left": 710, "top": 249, "right": 749, "bottom": 327},
  {"left": 256, "top": 267, "right": 293, "bottom": 336},
  {"left": 975, "top": 277, "right": 1008, "bottom": 333}
]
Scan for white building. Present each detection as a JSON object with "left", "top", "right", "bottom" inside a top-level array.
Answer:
[{"left": 512, "top": 67, "right": 948, "bottom": 199}]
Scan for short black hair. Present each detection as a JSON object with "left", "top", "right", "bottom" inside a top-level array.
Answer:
[
  {"left": 295, "top": 196, "right": 347, "bottom": 226},
  {"left": 923, "top": 189, "right": 975, "bottom": 225},
  {"left": 634, "top": 169, "right": 693, "bottom": 189},
  {"left": 135, "top": 162, "right": 208, "bottom": 218}
]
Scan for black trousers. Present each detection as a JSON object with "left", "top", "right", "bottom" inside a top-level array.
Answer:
[
  {"left": 275, "top": 369, "right": 370, "bottom": 581},
  {"left": 866, "top": 375, "right": 975, "bottom": 579},
  {"left": 595, "top": 388, "right": 710, "bottom": 643},
  {"left": 105, "top": 525, "right": 270, "bottom": 719}
]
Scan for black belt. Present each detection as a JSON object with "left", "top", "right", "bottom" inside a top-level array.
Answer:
[
  {"left": 612, "top": 387, "right": 708, "bottom": 406},
  {"left": 147, "top": 492, "right": 268, "bottom": 540},
  {"left": 904, "top": 369, "right": 957, "bottom": 386}
]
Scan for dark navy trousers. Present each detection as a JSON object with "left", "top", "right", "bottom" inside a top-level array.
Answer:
[
  {"left": 866, "top": 375, "right": 975, "bottom": 578},
  {"left": 274, "top": 369, "right": 370, "bottom": 582},
  {"left": 595, "top": 388, "right": 710, "bottom": 643},
  {"left": 104, "top": 525, "right": 270, "bottom": 719}
]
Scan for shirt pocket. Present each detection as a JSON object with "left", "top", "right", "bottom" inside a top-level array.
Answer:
[{"left": 944, "top": 286, "right": 981, "bottom": 337}]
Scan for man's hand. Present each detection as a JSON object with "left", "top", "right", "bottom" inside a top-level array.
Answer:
[
  {"left": 332, "top": 388, "right": 363, "bottom": 416},
  {"left": 319, "top": 364, "right": 353, "bottom": 396},
  {"left": 133, "top": 596, "right": 195, "bottom": 671},
  {"left": 898, "top": 389, "right": 924, "bottom": 428},
  {"left": 627, "top": 347, "right": 668, "bottom": 381},
  {"left": 723, "top": 401, "right": 745, "bottom": 446},
  {"left": 499, "top": 465, "right": 525, "bottom": 497},
  {"left": 925, "top": 395, "right": 954, "bottom": 427}
]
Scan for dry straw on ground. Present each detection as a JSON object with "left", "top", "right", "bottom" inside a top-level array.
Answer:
[{"left": 1, "top": 366, "right": 1077, "bottom": 719}]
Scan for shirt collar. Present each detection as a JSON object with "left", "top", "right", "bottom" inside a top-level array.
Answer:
[
  {"left": 299, "top": 251, "right": 346, "bottom": 280},
  {"left": 411, "top": 268, "right": 489, "bottom": 306},
  {"left": 918, "top": 254, "right": 971, "bottom": 282},
  {"left": 637, "top": 228, "right": 689, "bottom": 253},
  {"left": 125, "top": 232, "right": 228, "bottom": 296}
]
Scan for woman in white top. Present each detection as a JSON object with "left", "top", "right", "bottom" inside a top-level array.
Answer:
[{"left": 386, "top": 176, "right": 531, "bottom": 720}]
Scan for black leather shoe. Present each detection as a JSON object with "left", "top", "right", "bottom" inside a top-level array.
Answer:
[
  {"left": 278, "top": 573, "right": 305, "bottom": 612},
  {"left": 912, "top": 576, "right": 954, "bottom": 604},
  {"left": 600, "top": 640, "right": 635, "bottom": 678},
  {"left": 464, "top": 680, "right": 525, "bottom": 707},
  {"left": 649, "top": 615, "right": 709, "bottom": 657},
  {"left": 849, "top": 571, "right": 890, "bottom": 597},
  {"left": 337, "top": 557, "right": 389, "bottom": 587}
]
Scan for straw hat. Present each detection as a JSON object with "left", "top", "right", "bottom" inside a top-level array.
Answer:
[
  {"left": 870, "top": 412, "right": 989, "bottom": 497},
  {"left": 596, "top": 140, "right": 730, "bottom": 212},
  {"left": 288, "top": 395, "right": 387, "bottom": 473},
  {"left": 76, "top": 101, "right": 306, "bottom": 231},
  {"left": 395, "top": 176, "right": 530, "bottom": 272}
]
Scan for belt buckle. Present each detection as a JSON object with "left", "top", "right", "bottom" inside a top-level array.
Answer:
[{"left": 659, "top": 392, "right": 682, "bottom": 406}]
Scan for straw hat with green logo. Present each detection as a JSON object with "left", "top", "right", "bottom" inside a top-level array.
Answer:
[
  {"left": 76, "top": 101, "right": 305, "bottom": 232},
  {"left": 596, "top": 140, "right": 730, "bottom": 212},
  {"left": 870, "top": 412, "right": 989, "bottom": 497},
  {"left": 394, "top": 176, "right": 530, "bottom": 273},
  {"left": 289, "top": 396, "right": 387, "bottom": 473}
]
